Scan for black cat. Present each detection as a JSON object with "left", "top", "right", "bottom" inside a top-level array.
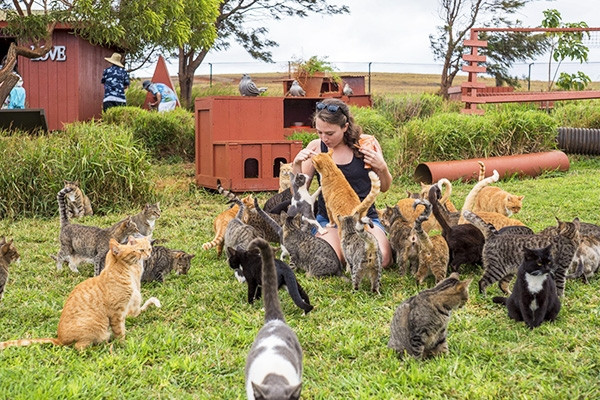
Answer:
[
  {"left": 227, "top": 245, "right": 314, "bottom": 314},
  {"left": 493, "top": 245, "right": 561, "bottom": 329}
]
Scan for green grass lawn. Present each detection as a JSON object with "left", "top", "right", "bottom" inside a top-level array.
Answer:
[{"left": 1, "top": 157, "right": 600, "bottom": 399}]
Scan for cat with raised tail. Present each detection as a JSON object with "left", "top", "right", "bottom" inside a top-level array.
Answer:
[
  {"left": 493, "top": 245, "right": 560, "bottom": 329},
  {"left": 0, "top": 237, "right": 157, "bottom": 351},
  {"left": 244, "top": 238, "right": 303, "bottom": 400}
]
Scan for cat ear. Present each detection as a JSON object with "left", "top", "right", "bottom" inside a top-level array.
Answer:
[
  {"left": 187, "top": 253, "right": 196, "bottom": 259},
  {"left": 448, "top": 272, "right": 460, "bottom": 280},
  {"left": 251, "top": 382, "right": 268, "bottom": 398},
  {"left": 290, "top": 383, "right": 302, "bottom": 398},
  {"left": 127, "top": 236, "right": 138, "bottom": 245},
  {"left": 226, "top": 247, "right": 236, "bottom": 257},
  {"left": 109, "top": 238, "right": 121, "bottom": 255}
]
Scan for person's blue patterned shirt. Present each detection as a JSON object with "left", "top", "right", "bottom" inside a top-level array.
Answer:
[{"left": 101, "top": 65, "right": 130, "bottom": 103}]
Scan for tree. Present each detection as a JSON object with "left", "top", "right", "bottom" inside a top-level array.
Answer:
[
  {"left": 429, "top": 0, "right": 535, "bottom": 99},
  {"left": 541, "top": 9, "right": 590, "bottom": 91},
  {"left": 175, "top": 0, "right": 349, "bottom": 109}
]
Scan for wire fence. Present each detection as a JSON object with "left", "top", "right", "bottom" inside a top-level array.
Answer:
[{"left": 195, "top": 60, "right": 600, "bottom": 83}]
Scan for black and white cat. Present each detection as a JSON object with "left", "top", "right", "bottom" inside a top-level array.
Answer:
[
  {"left": 493, "top": 245, "right": 561, "bottom": 329},
  {"left": 244, "top": 238, "right": 303, "bottom": 400},
  {"left": 226, "top": 245, "right": 313, "bottom": 314},
  {"left": 287, "top": 172, "right": 324, "bottom": 233}
]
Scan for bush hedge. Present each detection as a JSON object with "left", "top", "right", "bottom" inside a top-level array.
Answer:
[
  {"left": 0, "top": 122, "right": 153, "bottom": 219},
  {"left": 102, "top": 106, "right": 195, "bottom": 162}
]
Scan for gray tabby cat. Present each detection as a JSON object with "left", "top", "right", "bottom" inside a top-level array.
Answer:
[
  {"left": 131, "top": 202, "right": 161, "bottom": 237},
  {"left": 55, "top": 187, "right": 140, "bottom": 275},
  {"left": 141, "top": 244, "right": 195, "bottom": 283},
  {"left": 380, "top": 205, "right": 412, "bottom": 274},
  {"left": 254, "top": 199, "right": 344, "bottom": 278},
  {"left": 463, "top": 210, "right": 581, "bottom": 296},
  {"left": 63, "top": 180, "right": 93, "bottom": 219},
  {"left": 339, "top": 212, "right": 382, "bottom": 293},
  {"left": 287, "top": 172, "right": 323, "bottom": 233},
  {"left": 388, "top": 272, "right": 471, "bottom": 359},
  {"left": 223, "top": 197, "right": 261, "bottom": 260},
  {"left": 0, "top": 237, "right": 19, "bottom": 302},
  {"left": 245, "top": 237, "right": 303, "bottom": 400}
]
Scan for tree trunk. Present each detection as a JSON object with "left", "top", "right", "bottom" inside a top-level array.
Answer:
[{"left": 178, "top": 47, "right": 209, "bottom": 110}]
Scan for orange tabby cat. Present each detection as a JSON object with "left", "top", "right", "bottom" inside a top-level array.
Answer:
[
  {"left": 0, "top": 237, "right": 156, "bottom": 351},
  {"left": 311, "top": 150, "right": 380, "bottom": 228},
  {"left": 394, "top": 199, "right": 442, "bottom": 232},
  {"left": 458, "top": 169, "right": 525, "bottom": 228},
  {"left": 202, "top": 194, "right": 255, "bottom": 256},
  {"left": 469, "top": 161, "right": 524, "bottom": 217}
]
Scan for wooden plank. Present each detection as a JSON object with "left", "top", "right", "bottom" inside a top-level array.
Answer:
[
  {"left": 461, "top": 96, "right": 487, "bottom": 104},
  {"left": 462, "top": 65, "right": 487, "bottom": 73},
  {"left": 482, "top": 90, "right": 600, "bottom": 103},
  {"left": 461, "top": 81, "right": 487, "bottom": 89},
  {"left": 462, "top": 54, "right": 486, "bottom": 62},
  {"left": 463, "top": 39, "right": 488, "bottom": 47}
]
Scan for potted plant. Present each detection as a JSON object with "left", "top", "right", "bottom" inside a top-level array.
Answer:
[{"left": 292, "top": 56, "right": 339, "bottom": 97}]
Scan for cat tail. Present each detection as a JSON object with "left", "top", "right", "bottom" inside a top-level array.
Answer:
[
  {"left": 461, "top": 210, "right": 497, "bottom": 240},
  {"left": 428, "top": 185, "right": 452, "bottom": 238},
  {"left": 437, "top": 178, "right": 453, "bottom": 207},
  {"left": 202, "top": 235, "right": 223, "bottom": 252},
  {"left": 459, "top": 169, "right": 499, "bottom": 220},
  {"left": 249, "top": 238, "right": 285, "bottom": 322},
  {"left": 566, "top": 259, "right": 585, "bottom": 280},
  {"left": 57, "top": 186, "right": 74, "bottom": 227},
  {"left": 217, "top": 179, "right": 241, "bottom": 204},
  {"left": 279, "top": 262, "right": 314, "bottom": 314},
  {"left": 350, "top": 171, "right": 381, "bottom": 217},
  {"left": 0, "top": 337, "right": 60, "bottom": 350},
  {"left": 253, "top": 198, "right": 283, "bottom": 242},
  {"left": 492, "top": 296, "right": 507, "bottom": 305},
  {"left": 477, "top": 161, "right": 486, "bottom": 181},
  {"left": 412, "top": 199, "right": 432, "bottom": 235}
]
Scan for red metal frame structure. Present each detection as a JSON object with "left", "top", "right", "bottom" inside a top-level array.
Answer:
[{"left": 462, "top": 27, "right": 600, "bottom": 114}]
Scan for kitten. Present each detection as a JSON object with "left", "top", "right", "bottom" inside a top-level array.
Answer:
[
  {"left": 141, "top": 244, "right": 195, "bottom": 283},
  {"left": 388, "top": 272, "right": 471, "bottom": 359},
  {"left": 131, "top": 202, "right": 161, "bottom": 238},
  {"left": 411, "top": 199, "right": 449, "bottom": 285},
  {"left": 227, "top": 245, "right": 313, "bottom": 314},
  {"left": 463, "top": 210, "right": 580, "bottom": 296},
  {"left": 55, "top": 187, "right": 140, "bottom": 275},
  {"left": 428, "top": 184, "right": 484, "bottom": 272},
  {"left": 63, "top": 180, "right": 93, "bottom": 219},
  {"left": 278, "top": 162, "right": 293, "bottom": 193},
  {"left": 0, "top": 237, "right": 157, "bottom": 350},
  {"left": 339, "top": 213, "right": 382, "bottom": 293},
  {"left": 493, "top": 245, "right": 560, "bottom": 329},
  {"left": 202, "top": 193, "right": 254, "bottom": 256},
  {"left": 0, "top": 237, "right": 19, "bottom": 302},
  {"left": 311, "top": 150, "right": 380, "bottom": 229},
  {"left": 244, "top": 238, "right": 303, "bottom": 400},
  {"left": 380, "top": 205, "right": 412, "bottom": 274},
  {"left": 287, "top": 172, "right": 323, "bottom": 233}
]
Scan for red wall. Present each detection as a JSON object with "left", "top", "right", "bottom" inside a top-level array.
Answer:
[{"left": 17, "top": 29, "right": 113, "bottom": 131}]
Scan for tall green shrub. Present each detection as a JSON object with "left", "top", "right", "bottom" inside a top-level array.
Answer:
[
  {"left": 0, "top": 122, "right": 153, "bottom": 219},
  {"left": 552, "top": 100, "right": 600, "bottom": 129},
  {"left": 103, "top": 106, "right": 195, "bottom": 162}
]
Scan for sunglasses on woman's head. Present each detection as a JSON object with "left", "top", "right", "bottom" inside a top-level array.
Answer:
[{"left": 316, "top": 102, "right": 343, "bottom": 113}]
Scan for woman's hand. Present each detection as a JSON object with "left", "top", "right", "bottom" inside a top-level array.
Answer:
[
  {"left": 359, "top": 146, "right": 386, "bottom": 173},
  {"left": 293, "top": 148, "right": 318, "bottom": 166}
]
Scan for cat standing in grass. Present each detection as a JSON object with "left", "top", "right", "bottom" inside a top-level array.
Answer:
[
  {"left": 293, "top": 99, "right": 393, "bottom": 268},
  {"left": 63, "top": 180, "right": 93, "bottom": 219},
  {"left": 55, "top": 187, "right": 140, "bottom": 275},
  {"left": 244, "top": 238, "right": 303, "bottom": 400},
  {"left": 388, "top": 272, "right": 471, "bottom": 359},
  {"left": 493, "top": 245, "right": 560, "bottom": 329},
  {"left": 131, "top": 202, "right": 161, "bottom": 237},
  {"left": 0, "top": 237, "right": 19, "bottom": 302},
  {"left": 0, "top": 237, "right": 157, "bottom": 350}
]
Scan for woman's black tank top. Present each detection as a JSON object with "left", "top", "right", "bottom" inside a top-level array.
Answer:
[{"left": 316, "top": 141, "right": 378, "bottom": 221}]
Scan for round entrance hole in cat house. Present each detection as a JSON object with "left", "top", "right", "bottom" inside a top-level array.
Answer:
[{"left": 413, "top": 151, "right": 570, "bottom": 184}]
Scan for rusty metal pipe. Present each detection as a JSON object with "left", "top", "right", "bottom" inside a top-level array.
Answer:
[
  {"left": 413, "top": 151, "right": 570, "bottom": 184},
  {"left": 558, "top": 127, "right": 600, "bottom": 155}
]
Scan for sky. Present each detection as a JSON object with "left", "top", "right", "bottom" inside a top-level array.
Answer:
[{"left": 136, "top": 0, "right": 600, "bottom": 81}]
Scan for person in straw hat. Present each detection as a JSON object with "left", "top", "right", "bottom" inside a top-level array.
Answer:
[{"left": 101, "top": 52, "right": 130, "bottom": 111}]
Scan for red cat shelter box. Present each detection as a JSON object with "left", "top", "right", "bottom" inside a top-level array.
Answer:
[{"left": 195, "top": 96, "right": 304, "bottom": 191}]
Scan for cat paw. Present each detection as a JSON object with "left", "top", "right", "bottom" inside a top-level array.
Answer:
[{"left": 317, "top": 227, "right": 328, "bottom": 235}]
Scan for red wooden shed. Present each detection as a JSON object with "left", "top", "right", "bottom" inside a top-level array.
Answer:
[{"left": 0, "top": 25, "right": 117, "bottom": 131}]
